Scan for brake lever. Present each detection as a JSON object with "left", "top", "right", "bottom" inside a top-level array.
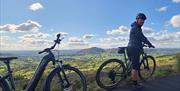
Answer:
[
  {"left": 38, "top": 51, "right": 43, "bottom": 54},
  {"left": 60, "top": 37, "right": 64, "bottom": 41},
  {"left": 142, "top": 44, "right": 148, "bottom": 47}
]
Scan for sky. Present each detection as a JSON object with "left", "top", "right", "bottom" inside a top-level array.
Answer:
[{"left": 0, "top": 0, "right": 180, "bottom": 50}]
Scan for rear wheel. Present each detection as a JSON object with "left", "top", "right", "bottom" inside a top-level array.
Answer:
[
  {"left": 96, "top": 59, "right": 125, "bottom": 90},
  {"left": 139, "top": 55, "right": 156, "bottom": 80}
]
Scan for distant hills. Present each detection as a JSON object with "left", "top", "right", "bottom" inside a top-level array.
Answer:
[
  {"left": 77, "top": 47, "right": 105, "bottom": 54},
  {"left": 0, "top": 47, "right": 180, "bottom": 58}
]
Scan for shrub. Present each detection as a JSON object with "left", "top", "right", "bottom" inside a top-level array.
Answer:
[{"left": 176, "top": 53, "right": 180, "bottom": 72}]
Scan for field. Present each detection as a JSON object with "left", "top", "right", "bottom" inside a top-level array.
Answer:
[{"left": 0, "top": 52, "right": 180, "bottom": 91}]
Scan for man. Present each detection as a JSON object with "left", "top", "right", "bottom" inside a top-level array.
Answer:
[{"left": 127, "top": 13, "right": 155, "bottom": 89}]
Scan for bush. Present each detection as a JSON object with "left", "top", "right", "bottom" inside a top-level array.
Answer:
[{"left": 176, "top": 53, "right": 180, "bottom": 72}]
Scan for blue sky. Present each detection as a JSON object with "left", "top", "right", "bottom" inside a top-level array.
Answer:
[{"left": 0, "top": 0, "right": 180, "bottom": 50}]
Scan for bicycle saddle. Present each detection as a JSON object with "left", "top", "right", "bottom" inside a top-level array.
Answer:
[
  {"left": 0, "top": 57, "right": 18, "bottom": 62},
  {"left": 118, "top": 47, "right": 127, "bottom": 54}
]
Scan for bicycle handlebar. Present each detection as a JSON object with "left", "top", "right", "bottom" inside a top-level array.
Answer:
[
  {"left": 142, "top": 44, "right": 148, "bottom": 47},
  {"left": 142, "top": 43, "right": 155, "bottom": 48},
  {"left": 38, "top": 33, "right": 64, "bottom": 54}
]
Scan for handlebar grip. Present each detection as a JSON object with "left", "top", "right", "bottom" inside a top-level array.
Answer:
[
  {"left": 144, "top": 45, "right": 148, "bottom": 47},
  {"left": 38, "top": 51, "right": 44, "bottom": 54},
  {"left": 142, "top": 44, "right": 147, "bottom": 47}
]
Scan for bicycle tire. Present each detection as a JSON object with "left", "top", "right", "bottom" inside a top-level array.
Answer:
[
  {"left": 43, "top": 65, "right": 87, "bottom": 91},
  {"left": 138, "top": 55, "right": 156, "bottom": 81},
  {"left": 95, "top": 59, "right": 125, "bottom": 90},
  {"left": 0, "top": 77, "right": 11, "bottom": 91}
]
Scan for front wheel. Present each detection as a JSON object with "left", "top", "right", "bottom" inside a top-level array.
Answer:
[
  {"left": 138, "top": 55, "right": 156, "bottom": 81},
  {"left": 95, "top": 59, "right": 125, "bottom": 90},
  {"left": 0, "top": 77, "right": 11, "bottom": 91},
  {"left": 44, "top": 65, "right": 87, "bottom": 91}
]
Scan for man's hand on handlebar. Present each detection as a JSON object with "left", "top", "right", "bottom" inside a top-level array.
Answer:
[
  {"left": 148, "top": 44, "right": 155, "bottom": 48},
  {"left": 142, "top": 43, "right": 155, "bottom": 48}
]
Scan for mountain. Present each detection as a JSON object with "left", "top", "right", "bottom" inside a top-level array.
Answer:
[
  {"left": 0, "top": 48, "right": 180, "bottom": 59},
  {"left": 106, "top": 48, "right": 119, "bottom": 54},
  {"left": 105, "top": 48, "right": 180, "bottom": 54},
  {"left": 77, "top": 47, "right": 105, "bottom": 54}
]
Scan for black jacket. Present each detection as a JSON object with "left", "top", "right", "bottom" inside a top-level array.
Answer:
[{"left": 128, "top": 22, "right": 152, "bottom": 49}]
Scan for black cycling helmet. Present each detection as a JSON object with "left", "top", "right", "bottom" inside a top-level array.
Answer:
[{"left": 136, "top": 13, "right": 147, "bottom": 20}]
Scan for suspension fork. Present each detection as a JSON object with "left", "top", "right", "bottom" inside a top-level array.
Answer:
[
  {"left": 55, "top": 61, "right": 71, "bottom": 88},
  {"left": 142, "top": 53, "right": 149, "bottom": 69},
  {"left": 4, "top": 61, "right": 16, "bottom": 91}
]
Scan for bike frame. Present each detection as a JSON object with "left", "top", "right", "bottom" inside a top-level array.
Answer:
[
  {"left": 121, "top": 47, "right": 148, "bottom": 73},
  {"left": 0, "top": 51, "right": 56, "bottom": 91},
  {"left": 0, "top": 60, "right": 16, "bottom": 90},
  {"left": 141, "top": 50, "right": 150, "bottom": 70},
  {"left": 24, "top": 51, "right": 56, "bottom": 91},
  {"left": 0, "top": 34, "right": 70, "bottom": 91}
]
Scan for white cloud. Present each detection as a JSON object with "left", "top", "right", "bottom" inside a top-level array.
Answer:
[
  {"left": 172, "top": 0, "right": 180, "bottom": 3},
  {"left": 156, "top": 6, "right": 167, "bottom": 12},
  {"left": 0, "top": 36, "right": 10, "bottom": 41},
  {"left": 102, "top": 27, "right": 180, "bottom": 48},
  {"left": 83, "top": 34, "right": 95, "bottom": 40},
  {"left": 68, "top": 37, "right": 84, "bottom": 42},
  {"left": 142, "top": 27, "right": 154, "bottom": 34},
  {"left": 99, "top": 37, "right": 113, "bottom": 42},
  {"left": 115, "top": 37, "right": 128, "bottom": 41},
  {"left": 29, "top": 3, "right": 43, "bottom": 11},
  {"left": 67, "top": 37, "right": 89, "bottom": 49},
  {"left": 0, "top": 33, "right": 53, "bottom": 50},
  {"left": 170, "top": 14, "right": 180, "bottom": 28},
  {"left": 0, "top": 36, "right": 24, "bottom": 50},
  {"left": 152, "top": 31, "right": 180, "bottom": 48},
  {"left": 19, "top": 32, "right": 50, "bottom": 40},
  {"left": 107, "top": 26, "right": 129, "bottom": 35},
  {"left": 0, "top": 36, "right": 10, "bottom": 49},
  {"left": 0, "top": 20, "right": 41, "bottom": 33},
  {"left": 148, "top": 30, "right": 180, "bottom": 42},
  {"left": 18, "top": 32, "right": 52, "bottom": 47},
  {"left": 158, "top": 32, "right": 180, "bottom": 41},
  {"left": 0, "top": 24, "right": 17, "bottom": 32},
  {"left": 97, "top": 36, "right": 129, "bottom": 48},
  {"left": 99, "top": 36, "right": 128, "bottom": 43}
]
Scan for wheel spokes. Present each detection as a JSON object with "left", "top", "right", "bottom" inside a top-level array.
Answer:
[
  {"left": 140, "top": 57, "right": 155, "bottom": 80},
  {"left": 99, "top": 62, "right": 124, "bottom": 86}
]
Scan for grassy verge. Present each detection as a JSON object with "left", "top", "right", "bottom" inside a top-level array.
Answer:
[{"left": 0, "top": 53, "right": 180, "bottom": 91}]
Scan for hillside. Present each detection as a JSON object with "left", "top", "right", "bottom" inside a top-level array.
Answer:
[{"left": 77, "top": 47, "right": 105, "bottom": 54}]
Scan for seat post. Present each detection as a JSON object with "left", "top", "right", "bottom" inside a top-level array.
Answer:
[
  {"left": 3, "top": 59, "right": 16, "bottom": 90},
  {"left": 4, "top": 60, "right": 13, "bottom": 73},
  {"left": 124, "top": 50, "right": 128, "bottom": 67}
]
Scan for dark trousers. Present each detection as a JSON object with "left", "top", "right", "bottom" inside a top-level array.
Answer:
[{"left": 127, "top": 47, "right": 142, "bottom": 70}]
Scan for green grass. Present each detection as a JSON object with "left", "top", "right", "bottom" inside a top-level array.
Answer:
[
  {"left": 175, "top": 53, "right": 180, "bottom": 72},
  {"left": 0, "top": 52, "right": 180, "bottom": 91}
]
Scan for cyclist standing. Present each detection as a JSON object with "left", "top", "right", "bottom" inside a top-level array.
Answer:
[{"left": 127, "top": 13, "right": 155, "bottom": 89}]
